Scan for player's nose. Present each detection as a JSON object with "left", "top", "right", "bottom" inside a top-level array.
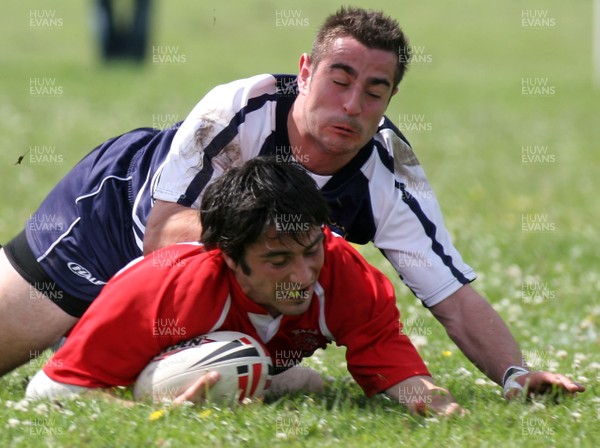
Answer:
[
  {"left": 342, "top": 86, "right": 362, "bottom": 116},
  {"left": 288, "top": 258, "right": 314, "bottom": 287}
]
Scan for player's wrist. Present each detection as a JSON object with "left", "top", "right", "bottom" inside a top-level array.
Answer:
[{"left": 502, "top": 365, "right": 530, "bottom": 398}]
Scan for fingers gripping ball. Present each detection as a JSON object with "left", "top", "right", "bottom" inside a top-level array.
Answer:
[{"left": 134, "top": 331, "right": 273, "bottom": 403}]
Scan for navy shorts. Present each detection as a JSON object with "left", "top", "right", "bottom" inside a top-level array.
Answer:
[{"left": 4, "top": 126, "right": 178, "bottom": 317}]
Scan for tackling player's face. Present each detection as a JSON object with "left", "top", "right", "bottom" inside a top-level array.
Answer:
[
  {"left": 223, "top": 226, "right": 325, "bottom": 317},
  {"left": 297, "top": 36, "right": 398, "bottom": 158}
]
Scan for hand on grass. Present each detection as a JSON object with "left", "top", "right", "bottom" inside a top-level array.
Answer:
[
  {"left": 505, "top": 371, "right": 585, "bottom": 400},
  {"left": 265, "top": 365, "right": 326, "bottom": 400},
  {"left": 387, "top": 375, "right": 465, "bottom": 417}
]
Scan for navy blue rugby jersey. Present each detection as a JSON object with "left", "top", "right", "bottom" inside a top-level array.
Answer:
[{"left": 153, "top": 74, "right": 476, "bottom": 307}]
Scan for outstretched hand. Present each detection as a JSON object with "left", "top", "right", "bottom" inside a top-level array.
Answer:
[{"left": 506, "top": 371, "right": 585, "bottom": 400}]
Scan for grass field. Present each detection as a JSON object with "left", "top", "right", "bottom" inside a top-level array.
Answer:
[{"left": 1, "top": 0, "right": 599, "bottom": 446}]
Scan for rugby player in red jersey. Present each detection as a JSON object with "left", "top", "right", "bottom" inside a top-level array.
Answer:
[{"left": 26, "top": 158, "right": 462, "bottom": 416}]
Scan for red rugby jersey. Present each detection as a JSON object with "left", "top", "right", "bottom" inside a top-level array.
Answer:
[{"left": 45, "top": 228, "right": 429, "bottom": 397}]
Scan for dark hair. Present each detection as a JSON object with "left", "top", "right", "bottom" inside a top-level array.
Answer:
[
  {"left": 200, "top": 157, "right": 329, "bottom": 273},
  {"left": 311, "top": 7, "right": 410, "bottom": 88}
]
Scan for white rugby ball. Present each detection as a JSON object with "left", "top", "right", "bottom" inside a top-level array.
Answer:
[{"left": 133, "top": 331, "right": 273, "bottom": 403}]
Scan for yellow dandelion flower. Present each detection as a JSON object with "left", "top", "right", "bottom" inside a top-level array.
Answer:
[
  {"left": 149, "top": 409, "right": 166, "bottom": 421},
  {"left": 442, "top": 350, "right": 452, "bottom": 357},
  {"left": 199, "top": 409, "right": 212, "bottom": 419}
]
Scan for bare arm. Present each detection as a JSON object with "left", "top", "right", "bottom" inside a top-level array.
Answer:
[
  {"left": 430, "top": 284, "right": 585, "bottom": 397},
  {"left": 144, "top": 200, "right": 203, "bottom": 255},
  {"left": 429, "top": 284, "right": 521, "bottom": 385}
]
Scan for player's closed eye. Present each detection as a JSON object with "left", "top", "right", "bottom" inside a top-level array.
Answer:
[
  {"left": 269, "top": 257, "right": 289, "bottom": 268},
  {"left": 269, "top": 248, "right": 319, "bottom": 268},
  {"left": 333, "top": 79, "right": 349, "bottom": 87},
  {"left": 334, "top": 79, "right": 382, "bottom": 99}
]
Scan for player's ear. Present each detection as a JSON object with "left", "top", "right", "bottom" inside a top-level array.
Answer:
[
  {"left": 221, "top": 252, "right": 237, "bottom": 271},
  {"left": 222, "top": 252, "right": 252, "bottom": 276},
  {"left": 387, "top": 86, "right": 399, "bottom": 105},
  {"left": 297, "top": 53, "right": 312, "bottom": 94}
]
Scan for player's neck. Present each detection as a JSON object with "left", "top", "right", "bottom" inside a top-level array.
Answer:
[{"left": 287, "top": 105, "right": 356, "bottom": 176}]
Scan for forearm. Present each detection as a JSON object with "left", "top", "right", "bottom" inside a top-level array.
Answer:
[{"left": 430, "top": 285, "right": 524, "bottom": 385}]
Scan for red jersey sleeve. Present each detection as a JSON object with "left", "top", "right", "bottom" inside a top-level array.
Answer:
[
  {"left": 322, "top": 231, "right": 431, "bottom": 397},
  {"left": 44, "top": 245, "right": 231, "bottom": 388}
]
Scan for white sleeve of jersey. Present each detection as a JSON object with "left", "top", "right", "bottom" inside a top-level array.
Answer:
[
  {"left": 368, "top": 129, "right": 476, "bottom": 308},
  {"left": 152, "top": 74, "right": 277, "bottom": 208}
]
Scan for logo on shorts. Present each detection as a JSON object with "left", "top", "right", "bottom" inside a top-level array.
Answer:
[{"left": 67, "top": 262, "right": 106, "bottom": 286}]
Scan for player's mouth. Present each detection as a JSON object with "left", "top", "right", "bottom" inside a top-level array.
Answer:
[{"left": 331, "top": 123, "right": 359, "bottom": 136}]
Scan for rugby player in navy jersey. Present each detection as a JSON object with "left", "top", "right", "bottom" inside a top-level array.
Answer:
[{"left": 0, "top": 7, "right": 584, "bottom": 400}]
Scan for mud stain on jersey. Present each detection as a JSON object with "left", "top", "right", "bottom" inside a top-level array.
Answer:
[
  {"left": 382, "top": 131, "right": 426, "bottom": 186},
  {"left": 193, "top": 116, "right": 243, "bottom": 173}
]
